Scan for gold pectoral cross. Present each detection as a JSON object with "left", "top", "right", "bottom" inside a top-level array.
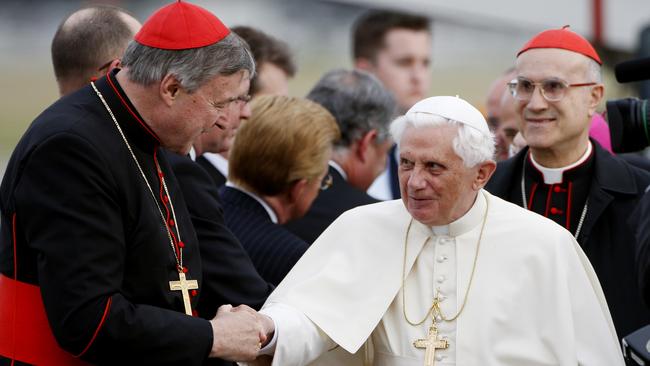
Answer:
[
  {"left": 413, "top": 322, "right": 449, "bottom": 366},
  {"left": 169, "top": 271, "right": 198, "bottom": 315}
]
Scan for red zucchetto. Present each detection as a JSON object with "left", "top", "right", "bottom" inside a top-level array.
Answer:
[
  {"left": 517, "top": 25, "right": 602, "bottom": 65},
  {"left": 134, "top": 1, "right": 230, "bottom": 50}
]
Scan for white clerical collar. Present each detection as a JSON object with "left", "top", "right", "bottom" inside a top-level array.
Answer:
[
  {"left": 202, "top": 152, "right": 229, "bottom": 178},
  {"left": 328, "top": 160, "right": 347, "bottom": 181},
  {"left": 188, "top": 146, "right": 197, "bottom": 161},
  {"left": 529, "top": 141, "right": 593, "bottom": 185},
  {"left": 225, "top": 181, "right": 278, "bottom": 224},
  {"left": 431, "top": 190, "right": 486, "bottom": 237}
]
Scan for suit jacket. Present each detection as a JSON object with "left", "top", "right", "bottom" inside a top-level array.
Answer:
[
  {"left": 285, "top": 166, "right": 379, "bottom": 244},
  {"left": 486, "top": 140, "right": 650, "bottom": 339},
  {"left": 196, "top": 155, "right": 227, "bottom": 188},
  {"left": 165, "top": 152, "right": 274, "bottom": 317},
  {"left": 220, "top": 186, "right": 308, "bottom": 286}
]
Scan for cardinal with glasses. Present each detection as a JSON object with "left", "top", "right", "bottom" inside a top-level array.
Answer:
[
  {"left": 486, "top": 27, "right": 650, "bottom": 342},
  {"left": 244, "top": 96, "right": 623, "bottom": 366}
]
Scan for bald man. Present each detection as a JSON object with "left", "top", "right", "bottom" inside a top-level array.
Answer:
[{"left": 51, "top": 5, "right": 141, "bottom": 96}]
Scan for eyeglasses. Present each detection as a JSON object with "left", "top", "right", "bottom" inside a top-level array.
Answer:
[
  {"left": 320, "top": 173, "right": 333, "bottom": 191},
  {"left": 508, "top": 77, "right": 597, "bottom": 102}
]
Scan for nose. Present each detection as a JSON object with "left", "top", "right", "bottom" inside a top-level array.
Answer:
[
  {"left": 240, "top": 101, "right": 252, "bottom": 120},
  {"left": 407, "top": 166, "right": 427, "bottom": 191},
  {"left": 525, "top": 85, "right": 548, "bottom": 112}
]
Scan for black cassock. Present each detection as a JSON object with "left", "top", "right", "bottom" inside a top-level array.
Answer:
[{"left": 0, "top": 70, "right": 213, "bottom": 365}]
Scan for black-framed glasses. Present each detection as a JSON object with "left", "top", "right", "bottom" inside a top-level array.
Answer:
[
  {"left": 508, "top": 77, "right": 597, "bottom": 102},
  {"left": 320, "top": 174, "right": 333, "bottom": 191}
]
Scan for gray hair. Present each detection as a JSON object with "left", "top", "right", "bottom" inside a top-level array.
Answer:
[
  {"left": 390, "top": 113, "right": 495, "bottom": 167},
  {"left": 121, "top": 32, "right": 255, "bottom": 93},
  {"left": 586, "top": 58, "right": 603, "bottom": 83},
  {"left": 306, "top": 69, "right": 396, "bottom": 148}
]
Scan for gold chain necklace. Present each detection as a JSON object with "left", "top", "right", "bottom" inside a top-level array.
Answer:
[
  {"left": 91, "top": 81, "right": 184, "bottom": 270},
  {"left": 402, "top": 193, "right": 489, "bottom": 325}
]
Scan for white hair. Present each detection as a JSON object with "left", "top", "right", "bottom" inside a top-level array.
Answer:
[{"left": 390, "top": 112, "right": 495, "bottom": 167}]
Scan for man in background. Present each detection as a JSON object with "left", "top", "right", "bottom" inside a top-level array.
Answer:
[
  {"left": 485, "top": 68, "right": 518, "bottom": 161},
  {"left": 197, "top": 26, "right": 296, "bottom": 187},
  {"left": 51, "top": 5, "right": 141, "bottom": 96},
  {"left": 352, "top": 10, "right": 432, "bottom": 200},
  {"left": 285, "top": 69, "right": 396, "bottom": 244}
]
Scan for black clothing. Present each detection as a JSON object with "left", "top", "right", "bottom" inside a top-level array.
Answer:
[
  {"left": 0, "top": 71, "right": 212, "bottom": 365},
  {"left": 165, "top": 152, "right": 273, "bottom": 317},
  {"left": 486, "top": 140, "right": 650, "bottom": 339},
  {"left": 220, "top": 186, "right": 308, "bottom": 286},
  {"left": 285, "top": 165, "right": 378, "bottom": 244},
  {"left": 196, "top": 155, "right": 227, "bottom": 188},
  {"left": 632, "top": 189, "right": 650, "bottom": 307}
]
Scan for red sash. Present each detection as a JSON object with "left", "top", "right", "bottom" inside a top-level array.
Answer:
[{"left": 0, "top": 274, "right": 90, "bottom": 365}]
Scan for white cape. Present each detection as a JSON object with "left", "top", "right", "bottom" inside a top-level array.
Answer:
[{"left": 261, "top": 190, "right": 623, "bottom": 365}]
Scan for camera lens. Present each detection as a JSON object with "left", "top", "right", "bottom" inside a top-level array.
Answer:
[{"left": 606, "top": 98, "right": 650, "bottom": 153}]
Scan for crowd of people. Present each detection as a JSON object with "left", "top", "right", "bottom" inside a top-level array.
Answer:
[{"left": 1, "top": 1, "right": 649, "bottom": 365}]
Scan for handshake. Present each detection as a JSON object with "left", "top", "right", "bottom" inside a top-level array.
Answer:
[{"left": 208, "top": 304, "right": 275, "bottom": 362}]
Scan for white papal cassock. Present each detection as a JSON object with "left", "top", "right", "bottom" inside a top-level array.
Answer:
[{"left": 258, "top": 190, "right": 624, "bottom": 366}]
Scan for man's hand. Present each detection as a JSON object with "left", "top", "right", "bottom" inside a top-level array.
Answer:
[{"left": 209, "top": 304, "right": 265, "bottom": 361}]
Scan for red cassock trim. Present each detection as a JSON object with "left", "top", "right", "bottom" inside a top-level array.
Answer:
[{"left": 0, "top": 274, "right": 91, "bottom": 365}]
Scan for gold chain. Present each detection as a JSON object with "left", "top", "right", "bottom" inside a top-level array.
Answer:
[
  {"left": 91, "top": 81, "right": 184, "bottom": 270},
  {"left": 402, "top": 193, "right": 490, "bottom": 326}
]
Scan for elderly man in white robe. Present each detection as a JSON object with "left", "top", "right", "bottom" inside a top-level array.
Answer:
[{"left": 250, "top": 96, "right": 623, "bottom": 366}]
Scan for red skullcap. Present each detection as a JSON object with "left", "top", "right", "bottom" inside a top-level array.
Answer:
[
  {"left": 135, "top": 1, "right": 230, "bottom": 50},
  {"left": 517, "top": 26, "right": 602, "bottom": 65}
]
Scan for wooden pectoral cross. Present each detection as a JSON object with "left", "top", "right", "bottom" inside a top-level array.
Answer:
[
  {"left": 169, "top": 271, "right": 198, "bottom": 316},
  {"left": 413, "top": 323, "right": 449, "bottom": 366}
]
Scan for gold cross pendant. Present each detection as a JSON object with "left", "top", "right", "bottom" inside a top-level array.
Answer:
[
  {"left": 169, "top": 271, "right": 199, "bottom": 315},
  {"left": 413, "top": 322, "right": 449, "bottom": 366}
]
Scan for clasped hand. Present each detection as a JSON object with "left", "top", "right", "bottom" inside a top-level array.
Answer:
[{"left": 208, "top": 304, "right": 275, "bottom": 361}]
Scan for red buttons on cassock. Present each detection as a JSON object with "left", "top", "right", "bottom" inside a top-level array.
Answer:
[{"left": 550, "top": 207, "right": 564, "bottom": 215}]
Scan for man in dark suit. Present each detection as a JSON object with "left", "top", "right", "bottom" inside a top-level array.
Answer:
[
  {"left": 285, "top": 69, "right": 397, "bottom": 244},
  {"left": 196, "top": 26, "right": 296, "bottom": 188},
  {"left": 221, "top": 96, "right": 340, "bottom": 285}
]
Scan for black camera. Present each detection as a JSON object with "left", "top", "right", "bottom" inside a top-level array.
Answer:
[
  {"left": 608, "top": 56, "right": 650, "bottom": 153},
  {"left": 606, "top": 98, "right": 650, "bottom": 153}
]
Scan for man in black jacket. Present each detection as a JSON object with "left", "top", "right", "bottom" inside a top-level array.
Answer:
[
  {"left": 285, "top": 69, "right": 396, "bottom": 244},
  {"left": 485, "top": 26, "right": 650, "bottom": 341}
]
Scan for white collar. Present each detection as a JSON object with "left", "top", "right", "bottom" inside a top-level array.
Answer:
[
  {"left": 431, "top": 190, "right": 486, "bottom": 237},
  {"left": 225, "top": 181, "right": 278, "bottom": 224},
  {"left": 530, "top": 141, "right": 593, "bottom": 185},
  {"left": 202, "top": 152, "right": 229, "bottom": 178},
  {"left": 328, "top": 160, "right": 347, "bottom": 181},
  {"left": 188, "top": 146, "right": 197, "bottom": 161}
]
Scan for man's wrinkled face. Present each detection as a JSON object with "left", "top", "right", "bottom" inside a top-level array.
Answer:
[
  {"left": 196, "top": 71, "right": 252, "bottom": 154},
  {"left": 398, "top": 124, "right": 479, "bottom": 226},
  {"left": 515, "top": 49, "right": 598, "bottom": 154},
  {"left": 370, "top": 29, "right": 431, "bottom": 112}
]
